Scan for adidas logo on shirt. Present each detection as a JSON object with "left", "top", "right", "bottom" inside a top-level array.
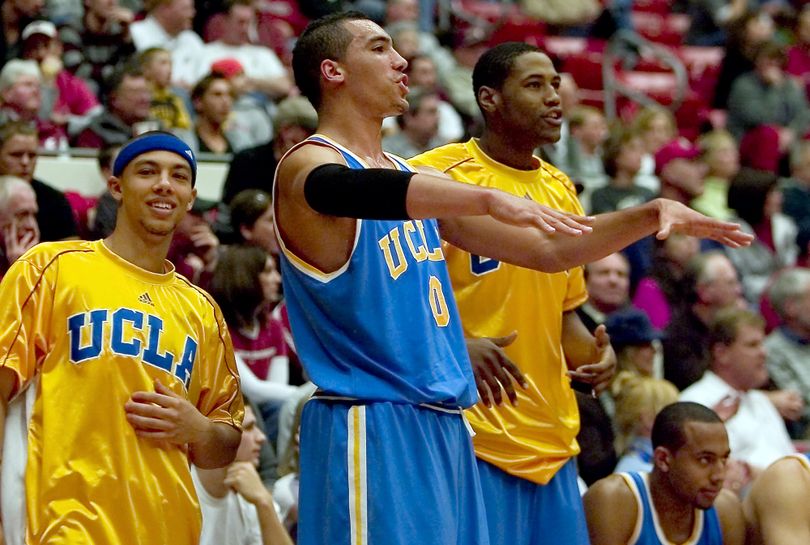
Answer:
[{"left": 138, "top": 293, "right": 154, "bottom": 306}]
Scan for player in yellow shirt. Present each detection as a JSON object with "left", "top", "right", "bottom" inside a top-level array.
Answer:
[
  {"left": 0, "top": 132, "right": 243, "bottom": 545},
  {"left": 411, "top": 43, "right": 622, "bottom": 545}
]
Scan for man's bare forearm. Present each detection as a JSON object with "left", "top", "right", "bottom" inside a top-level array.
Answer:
[{"left": 188, "top": 421, "right": 241, "bottom": 469}]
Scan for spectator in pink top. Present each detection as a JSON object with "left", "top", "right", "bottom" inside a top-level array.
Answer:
[{"left": 20, "top": 20, "right": 101, "bottom": 138}]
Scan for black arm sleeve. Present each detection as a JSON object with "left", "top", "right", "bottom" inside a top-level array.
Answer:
[{"left": 303, "top": 163, "right": 415, "bottom": 220}]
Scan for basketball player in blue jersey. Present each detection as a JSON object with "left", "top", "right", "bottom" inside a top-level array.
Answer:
[
  {"left": 276, "top": 12, "right": 752, "bottom": 545},
  {"left": 744, "top": 453, "right": 810, "bottom": 545},
  {"left": 584, "top": 402, "right": 746, "bottom": 545}
]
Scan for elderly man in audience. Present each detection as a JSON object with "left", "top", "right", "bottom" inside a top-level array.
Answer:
[
  {"left": 0, "top": 174, "right": 38, "bottom": 277},
  {"left": 764, "top": 268, "right": 810, "bottom": 438},
  {"left": 0, "top": 120, "right": 76, "bottom": 241},
  {"left": 0, "top": 59, "right": 67, "bottom": 149},
  {"left": 680, "top": 307, "right": 797, "bottom": 476}
]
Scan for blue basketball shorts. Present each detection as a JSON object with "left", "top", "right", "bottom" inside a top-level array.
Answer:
[
  {"left": 297, "top": 398, "right": 490, "bottom": 545},
  {"left": 476, "top": 458, "right": 590, "bottom": 545}
]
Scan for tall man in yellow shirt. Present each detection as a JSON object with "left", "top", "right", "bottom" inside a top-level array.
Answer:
[
  {"left": 0, "top": 132, "right": 244, "bottom": 545},
  {"left": 411, "top": 42, "right": 620, "bottom": 545}
]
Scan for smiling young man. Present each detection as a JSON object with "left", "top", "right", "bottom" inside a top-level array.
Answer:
[
  {"left": 275, "top": 12, "right": 751, "bottom": 545},
  {"left": 584, "top": 402, "right": 746, "bottom": 545},
  {"left": 0, "top": 131, "right": 243, "bottom": 545}
]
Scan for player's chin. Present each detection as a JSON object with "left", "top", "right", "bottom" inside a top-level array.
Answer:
[{"left": 143, "top": 221, "right": 176, "bottom": 238}]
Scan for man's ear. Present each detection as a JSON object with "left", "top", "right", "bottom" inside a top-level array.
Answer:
[
  {"left": 107, "top": 175, "right": 123, "bottom": 202},
  {"left": 187, "top": 188, "right": 197, "bottom": 212},
  {"left": 653, "top": 446, "right": 672, "bottom": 473},
  {"left": 321, "top": 59, "right": 344, "bottom": 84},
  {"left": 240, "top": 224, "right": 253, "bottom": 241},
  {"left": 477, "top": 86, "right": 500, "bottom": 114}
]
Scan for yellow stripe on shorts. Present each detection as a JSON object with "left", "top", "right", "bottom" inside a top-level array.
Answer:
[{"left": 347, "top": 406, "right": 368, "bottom": 545}]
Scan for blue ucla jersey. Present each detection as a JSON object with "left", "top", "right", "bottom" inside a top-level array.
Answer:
[
  {"left": 274, "top": 135, "right": 477, "bottom": 406},
  {"left": 621, "top": 472, "right": 722, "bottom": 545}
]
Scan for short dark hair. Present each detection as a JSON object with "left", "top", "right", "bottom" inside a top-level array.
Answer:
[
  {"left": 98, "top": 143, "right": 122, "bottom": 172},
  {"left": 209, "top": 244, "right": 270, "bottom": 329},
  {"left": 651, "top": 402, "right": 722, "bottom": 453},
  {"left": 106, "top": 61, "right": 144, "bottom": 97},
  {"left": 292, "top": 11, "right": 370, "bottom": 109},
  {"left": 602, "top": 126, "right": 638, "bottom": 178},
  {"left": 472, "top": 42, "right": 540, "bottom": 115},
  {"left": 191, "top": 73, "right": 230, "bottom": 104},
  {"left": 230, "top": 189, "right": 272, "bottom": 233}
]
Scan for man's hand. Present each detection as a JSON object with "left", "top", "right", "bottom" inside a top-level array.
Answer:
[
  {"left": 3, "top": 223, "right": 37, "bottom": 264},
  {"left": 466, "top": 332, "right": 528, "bottom": 407},
  {"left": 188, "top": 224, "right": 220, "bottom": 271},
  {"left": 486, "top": 190, "right": 594, "bottom": 236},
  {"left": 653, "top": 199, "right": 754, "bottom": 247},
  {"left": 566, "top": 325, "right": 616, "bottom": 395},
  {"left": 765, "top": 389, "right": 805, "bottom": 421},
  {"left": 225, "top": 461, "right": 274, "bottom": 507},
  {"left": 125, "top": 380, "right": 211, "bottom": 445}
]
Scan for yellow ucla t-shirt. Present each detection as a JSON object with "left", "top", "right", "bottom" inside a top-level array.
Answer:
[
  {"left": 0, "top": 240, "right": 243, "bottom": 544},
  {"left": 411, "top": 139, "right": 587, "bottom": 484}
]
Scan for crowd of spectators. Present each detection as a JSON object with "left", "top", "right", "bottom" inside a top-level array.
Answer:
[{"left": 5, "top": 0, "right": 810, "bottom": 541}]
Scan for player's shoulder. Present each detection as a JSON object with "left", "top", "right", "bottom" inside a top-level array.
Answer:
[
  {"left": 583, "top": 473, "right": 640, "bottom": 543},
  {"left": 277, "top": 136, "right": 347, "bottom": 180},
  {"left": 18, "top": 239, "right": 96, "bottom": 268},
  {"left": 409, "top": 142, "right": 472, "bottom": 171},
  {"left": 753, "top": 454, "right": 810, "bottom": 496},
  {"left": 584, "top": 473, "right": 640, "bottom": 517}
]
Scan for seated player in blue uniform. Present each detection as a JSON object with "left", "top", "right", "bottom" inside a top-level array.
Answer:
[
  {"left": 584, "top": 402, "right": 746, "bottom": 545},
  {"left": 744, "top": 452, "right": 810, "bottom": 545}
]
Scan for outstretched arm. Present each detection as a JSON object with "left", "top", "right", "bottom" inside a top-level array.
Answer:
[
  {"left": 275, "top": 144, "right": 594, "bottom": 273},
  {"left": 440, "top": 198, "right": 752, "bottom": 273}
]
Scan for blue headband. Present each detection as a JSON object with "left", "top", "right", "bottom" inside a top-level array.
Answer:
[{"left": 113, "top": 132, "right": 197, "bottom": 185}]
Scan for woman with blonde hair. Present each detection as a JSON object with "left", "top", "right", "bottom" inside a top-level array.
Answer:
[{"left": 612, "top": 374, "right": 679, "bottom": 473}]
